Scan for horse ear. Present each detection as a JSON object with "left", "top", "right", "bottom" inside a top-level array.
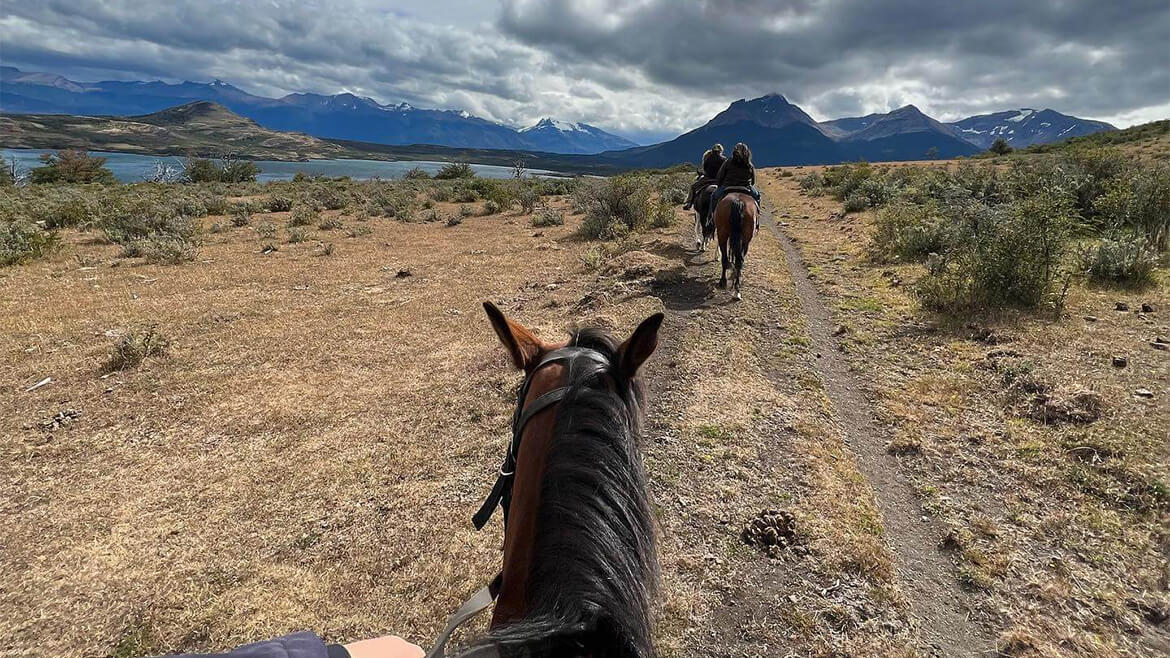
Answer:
[
  {"left": 617, "top": 312, "right": 665, "bottom": 378},
  {"left": 483, "top": 301, "right": 544, "bottom": 371}
]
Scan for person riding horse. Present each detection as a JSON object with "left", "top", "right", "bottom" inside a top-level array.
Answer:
[
  {"left": 709, "top": 142, "right": 761, "bottom": 220},
  {"left": 682, "top": 143, "right": 726, "bottom": 210}
]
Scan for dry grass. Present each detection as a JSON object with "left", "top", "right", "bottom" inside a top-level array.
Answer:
[
  {"left": 762, "top": 163, "right": 1170, "bottom": 658},
  {"left": 1, "top": 181, "right": 924, "bottom": 658}
]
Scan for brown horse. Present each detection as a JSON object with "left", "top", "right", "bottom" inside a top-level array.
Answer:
[
  {"left": 436, "top": 302, "right": 663, "bottom": 658},
  {"left": 713, "top": 192, "right": 757, "bottom": 300}
]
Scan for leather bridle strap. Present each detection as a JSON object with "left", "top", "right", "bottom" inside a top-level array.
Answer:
[
  {"left": 430, "top": 346, "right": 605, "bottom": 656},
  {"left": 472, "top": 347, "right": 600, "bottom": 530}
]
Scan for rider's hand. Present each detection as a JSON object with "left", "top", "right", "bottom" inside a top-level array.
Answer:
[{"left": 344, "top": 635, "right": 424, "bottom": 658}]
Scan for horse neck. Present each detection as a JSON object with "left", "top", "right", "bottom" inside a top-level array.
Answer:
[{"left": 489, "top": 378, "right": 657, "bottom": 657}]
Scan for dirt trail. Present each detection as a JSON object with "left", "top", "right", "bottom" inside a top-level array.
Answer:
[{"left": 760, "top": 205, "right": 993, "bottom": 657}]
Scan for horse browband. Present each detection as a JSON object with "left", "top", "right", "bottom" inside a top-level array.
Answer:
[{"left": 472, "top": 346, "right": 608, "bottom": 530}]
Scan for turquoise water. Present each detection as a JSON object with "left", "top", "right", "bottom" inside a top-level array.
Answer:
[{"left": 1, "top": 149, "right": 556, "bottom": 183}]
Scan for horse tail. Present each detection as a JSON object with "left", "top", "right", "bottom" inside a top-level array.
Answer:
[{"left": 729, "top": 198, "right": 745, "bottom": 271}]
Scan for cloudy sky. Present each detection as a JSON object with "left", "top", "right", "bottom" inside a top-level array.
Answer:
[{"left": 2, "top": 0, "right": 1168, "bottom": 143}]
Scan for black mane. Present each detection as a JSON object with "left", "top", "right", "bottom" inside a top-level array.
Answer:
[{"left": 465, "top": 327, "right": 658, "bottom": 657}]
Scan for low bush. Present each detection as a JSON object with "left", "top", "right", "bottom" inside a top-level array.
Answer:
[
  {"left": 231, "top": 209, "right": 251, "bottom": 227},
  {"left": 265, "top": 195, "right": 294, "bottom": 212},
  {"left": 287, "top": 227, "right": 309, "bottom": 243},
  {"left": 483, "top": 200, "right": 501, "bottom": 215},
  {"left": 868, "top": 202, "right": 952, "bottom": 262},
  {"left": 1, "top": 219, "right": 60, "bottom": 266},
  {"left": 518, "top": 184, "right": 541, "bottom": 214},
  {"left": 137, "top": 236, "right": 199, "bottom": 265},
  {"left": 29, "top": 150, "right": 116, "bottom": 184},
  {"left": 287, "top": 205, "right": 319, "bottom": 227},
  {"left": 105, "top": 325, "right": 169, "bottom": 371},
  {"left": 318, "top": 215, "right": 344, "bottom": 231},
  {"left": 435, "top": 162, "right": 475, "bottom": 179},
  {"left": 402, "top": 167, "right": 431, "bottom": 180},
  {"left": 1082, "top": 233, "right": 1158, "bottom": 285},
  {"left": 531, "top": 208, "right": 565, "bottom": 227},
  {"left": 577, "top": 174, "right": 656, "bottom": 240}
]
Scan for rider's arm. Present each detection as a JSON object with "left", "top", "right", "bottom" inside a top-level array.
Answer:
[
  {"left": 156, "top": 632, "right": 422, "bottom": 658},
  {"left": 716, "top": 160, "right": 728, "bottom": 185}
]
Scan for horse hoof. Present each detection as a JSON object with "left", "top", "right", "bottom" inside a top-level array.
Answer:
[{"left": 733, "top": 292, "right": 742, "bottom": 301}]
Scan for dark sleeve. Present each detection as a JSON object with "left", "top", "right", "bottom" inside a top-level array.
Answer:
[
  {"left": 749, "top": 165, "right": 755, "bottom": 185},
  {"left": 716, "top": 160, "right": 728, "bottom": 185},
  {"left": 163, "top": 631, "right": 345, "bottom": 658}
]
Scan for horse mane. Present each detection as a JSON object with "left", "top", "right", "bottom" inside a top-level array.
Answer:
[{"left": 461, "top": 327, "right": 658, "bottom": 658}]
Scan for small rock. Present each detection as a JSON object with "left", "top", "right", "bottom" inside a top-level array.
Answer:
[
  {"left": 395, "top": 268, "right": 412, "bottom": 278},
  {"left": 832, "top": 324, "right": 848, "bottom": 337},
  {"left": 1083, "top": 316, "right": 1098, "bottom": 322},
  {"left": 1140, "top": 303, "right": 1154, "bottom": 313},
  {"left": 1155, "top": 336, "right": 1169, "bottom": 344},
  {"left": 1152, "top": 342, "right": 1168, "bottom": 352},
  {"left": 1115, "top": 302, "right": 1129, "bottom": 311},
  {"left": 1134, "top": 388, "right": 1154, "bottom": 399},
  {"left": 1112, "top": 356, "right": 1128, "bottom": 368}
]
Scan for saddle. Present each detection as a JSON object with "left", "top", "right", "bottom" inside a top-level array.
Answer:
[{"left": 721, "top": 185, "right": 754, "bottom": 195}]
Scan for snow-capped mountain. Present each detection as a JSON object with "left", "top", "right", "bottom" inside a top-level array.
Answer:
[
  {"left": 0, "top": 67, "right": 631, "bottom": 152},
  {"left": 947, "top": 109, "right": 1115, "bottom": 149},
  {"left": 519, "top": 117, "right": 638, "bottom": 154}
]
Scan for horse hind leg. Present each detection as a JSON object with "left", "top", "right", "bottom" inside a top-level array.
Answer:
[
  {"left": 718, "top": 242, "right": 729, "bottom": 289},
  {"left": 693, "top": 212, "right": 704, "bottom": 251}
]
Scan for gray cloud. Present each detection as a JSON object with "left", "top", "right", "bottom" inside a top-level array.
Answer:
[{"left": 1, "top": 0, "right": 1167, "bottom": 144}]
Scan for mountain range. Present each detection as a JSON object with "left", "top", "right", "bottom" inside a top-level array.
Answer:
[
  {"left": 0, "top": 66, "right": 1119, "bottom": 168},
  {"left": 0, "top": 67, "right": 637, "bottom": 154}
]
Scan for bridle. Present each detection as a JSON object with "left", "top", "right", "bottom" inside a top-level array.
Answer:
[{"left": 426, "top": 345, "right": 610, "bottom": 658}]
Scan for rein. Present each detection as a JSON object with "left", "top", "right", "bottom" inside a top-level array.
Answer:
[{"left": 426, "top": 345, "right": 609, "bottom": 658}]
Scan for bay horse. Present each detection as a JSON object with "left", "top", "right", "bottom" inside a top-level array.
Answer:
[
  {"left": 432, "top": 302, "right": 663, "bottom": 658},
  {"left": 692, "top": 183, "right": 717, "bottom": 252},
  {"left": 713, "top": 192, "right": 757, "bottom": 300}
]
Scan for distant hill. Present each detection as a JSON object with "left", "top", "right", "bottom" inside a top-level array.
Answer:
[
  {"left": 948, "top": 108, "right": 1115, "bottom": 149},
  {"left": 0, "top": 67, "right": 636, "bottom": 154},
  {"left": 0, "top": 101, "right": 349, "bottom": 161},
  {"left": 1021, "top": 119, "right": 1170, "bottom": 158},
  {"left": 837, "top": 105, "right": 979, "bottom": 160}
]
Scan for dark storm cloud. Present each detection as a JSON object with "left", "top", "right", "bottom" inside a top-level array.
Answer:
[
  {"left": 1, "top": 1, "right": 1167, "bottom": 140},
  {"left": 499, "top": 0, "right": 1170, "bottom": 123}
]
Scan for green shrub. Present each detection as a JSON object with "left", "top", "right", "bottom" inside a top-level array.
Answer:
[
  {"left": 204, "top": 196, "right": 230, "bottom": 215},
  {"left": 1082, "top": 234, "right": 1158, "bottom": 285},
  {"left": 99, "top": 206, "right": 199, "bottom": 248},
  {"left": 105, "top": 325, "right": 169, "bottom": 372},
  {"left": 483, "top": 200, "right": 501, "bottom": 215},
  {"left": 915, "top": 193, "right": 1074, "bottom": 312},
  {"left": 138, "top": 237, "right": 199, "bottom": 265},
  {"left": 183, "top": 158, "right": 258, "bottom": 183},
  {"left": 1096, "top": 164, "right": 1170, "bottom": 251},
  {"left": 266, "top": 195, "right": 294, "bottom": 212},
  {"left": 843, "top": 193, "right": 869, "bottom": 213},
  {"left": 430, "top": 185, "right": 453, "bottom": 203},
  {"left": 288, "top": 205, "right": 319, "bottom": 227},
  {"left": 577, "top": 174, "right": 656, "bottom": 240},
  {"left": 1, "top": 219, "right": 60, "bottom": 266},
  {"left": 402, "top": 167, "right": 431, "bottom": 180},
  {"left": 799, "top": 172, "right": 826, "bottom": 196},
  {"left": 988, "top": 138, "right": 1013, "bottom": 156},
  {"left": 287, "top": 227, "right": 309, "bottom": 243},
  {"left": 435, "top": 162, "right": 475, "bottom": 179},
  {"left": 231, "top": 209, "right": 251, "bottom": 227},
  {"left": 346, "top": 225, "right": 373, "bottom": 238},
  {"left": 454, "top": 188, "right": 479, "bottom": 203},
  {"left": 318, "top": 215, "right": 344, "bottom": 231},
  {"left": 446, "top": 214, "right": 463, "bottom": 227},
  {"left": 531, "top": 208, "right": 566, "bottom": 227},
  {"left": 29, "top": 150, "right": 116, "bottom": 184},
  {"left": 655, "top": 172, "right": 691, "bottom": 205},
  {"left": 255, "top": 222, "right": 277, "bottom": 240},
  {"left": 869, "top": 202, "right": 951, "bottom": 262},
  {"left": 518, "top": 184, "right": 541, "bottom": 213},
  {"left": 459, "top": 204, "right": 474, "bottom": 217},
  {"left": 650, "top": 198, "right": 676, "bottom": 228}
]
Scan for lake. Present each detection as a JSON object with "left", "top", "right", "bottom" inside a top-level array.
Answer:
[{"left": 0, "top": 149, "right": 558, "bottom": 183}]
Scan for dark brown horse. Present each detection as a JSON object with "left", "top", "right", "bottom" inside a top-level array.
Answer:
[
  {"left": 442, "top": 303, "right": 663, "bottom": 658},
  {"left": 713, "top": 192, "right": 757, "bottom": 300},
  {"left": 692, "top": 183, "right": 717, "bottom": 252}
]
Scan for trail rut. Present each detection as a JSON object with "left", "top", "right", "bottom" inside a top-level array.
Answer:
[{"left": 761, "top": 206, "right": 994, "bottom": 657}]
